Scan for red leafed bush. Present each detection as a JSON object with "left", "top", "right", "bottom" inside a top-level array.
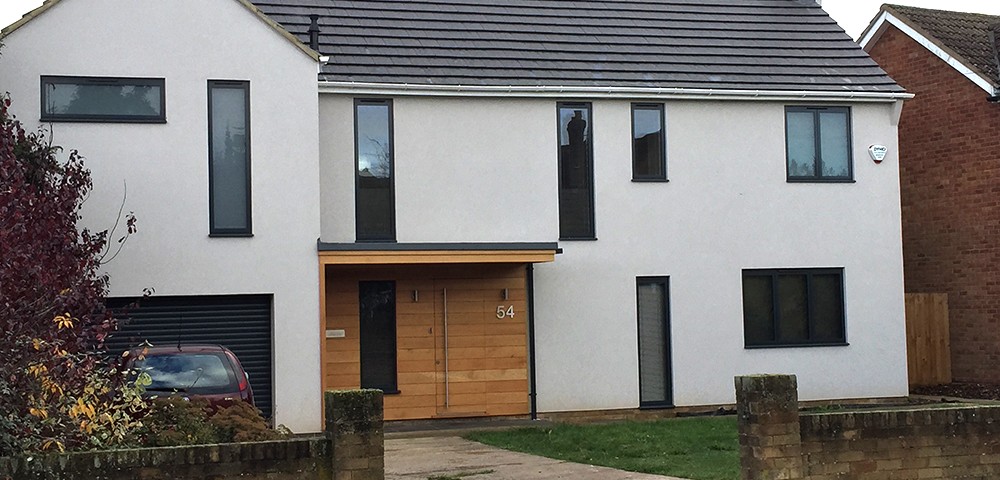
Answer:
[{"left": 0, "top": 93, "right": 138, "bottom": 454}]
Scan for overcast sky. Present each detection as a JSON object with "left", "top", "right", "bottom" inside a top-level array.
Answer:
[{"left": 3, "top": 0, "right": 1000, "bottom": 45}]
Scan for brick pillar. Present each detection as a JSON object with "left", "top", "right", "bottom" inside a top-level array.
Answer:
[
  {"left": 735, "top": 375, "right": 803, "bottom": 480},
  {"left": 325, "top": 389, "right": 385, "bottom": 480}
]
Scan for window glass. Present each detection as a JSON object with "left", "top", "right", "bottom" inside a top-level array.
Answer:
[
  {"left": 811, "top": 274, "right": 845, "bottom": 342},
  {"left": 786, "top": 107, "right": 851, "bottom": 181},
  {"left": 135, "top": 354, "right": 235, "bottom": 393},
  {"left": 777, "top": 275, "right": 809, "bottom": 342},
  {"left": 356, "top": 101, "right": 394, "bottom": 241},
  {"left": 742, "top": 275, "right": 775, "bottom": 345},
  {"left": 632, "top": 105, "right": 665, "bottom": 179},
  {"left": 819, "top": 111, "right": 850, "bottom": 177},
  {"left": 209, "top": 82, "right": 250, "bottom": 234},
  {"left": 41, "top": 76, "right": 165, "bottom": 122},
  {"left": 743, "top": 269, "right": 846, "bottom": 347},
  {"left": 359, "top": 281, "right": 397, "bottom": 392},
  {"left": 558, "top": 103, "right": 595, "bottom": 239},
  {"left": 786, "top": 111, "right": 816, "bottom": 177},
  {"left": 637, "top": 279, "right": 670, "bottom": 406}
]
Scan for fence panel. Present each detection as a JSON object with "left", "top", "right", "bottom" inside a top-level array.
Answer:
[{"left": 905, "top": 293, "right": 951, "bottom": 386}]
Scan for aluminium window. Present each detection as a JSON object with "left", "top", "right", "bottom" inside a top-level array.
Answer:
[
  {"left": 557, "top": 102, "right": 595, "bottom": 240},
  {"left": 359, "top": 280, "right": 398, "bottom": 393},
  {"left": 632, "top": 104, "right": 667, "bottom": 181},
  {"left": 208, "top": 80, "right": 252, "bottom": 236},
  {"left": 637, "top": 277, "right": 672, "bottom": 408},
  {"left": 355, "top": 99, "right": 395, "bottom": 242},
  {"left": 785, "top": 106, "right": 852, "bottom": 182},
  {"left": 41, "top": 76, "right": 165, "bottom": 123},
  {"left": 742, "top": 268, "right": 846, "bottom": 348}
]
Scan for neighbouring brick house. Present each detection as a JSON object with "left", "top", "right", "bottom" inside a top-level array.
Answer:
[{"left": 862, "top": 5, "right": 1000, "bottom": 384}]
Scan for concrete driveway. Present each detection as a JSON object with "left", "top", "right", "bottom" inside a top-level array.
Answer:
[{"left": 385, "top": 436, "right": 690, "bottom": 480}]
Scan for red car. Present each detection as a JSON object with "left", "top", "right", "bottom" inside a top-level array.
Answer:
[{"left": 125, "top": 344, "right": 254, "bottom": 408}]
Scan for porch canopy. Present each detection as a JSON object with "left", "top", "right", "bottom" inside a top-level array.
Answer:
[{"left": 317, "top": 242, "right": 559, "bottom": 265}]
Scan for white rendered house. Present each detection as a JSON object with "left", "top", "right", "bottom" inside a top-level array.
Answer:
[{"left": 0, "top": 0, "right": 911, "bottom": 431}]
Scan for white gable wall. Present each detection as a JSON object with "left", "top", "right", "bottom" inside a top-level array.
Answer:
[{"left": 0, "top": 0, "right": 322, "bottom": 431}]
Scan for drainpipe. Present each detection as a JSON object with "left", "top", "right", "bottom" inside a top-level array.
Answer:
[{"left": 527, "top": 264, "right": 538, "bottom": 420}]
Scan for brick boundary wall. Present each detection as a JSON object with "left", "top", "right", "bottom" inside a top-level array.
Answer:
[
  {"left": 738, "top": 375, "right": 1000, "bottom": 480},
  {"left": 0, "top": 389, "right": 384, "bottom": 480}
]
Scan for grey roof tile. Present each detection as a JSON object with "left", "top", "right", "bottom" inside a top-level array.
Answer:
[{"left": 254, "top": 0, "right": 903, "bottom": 92}]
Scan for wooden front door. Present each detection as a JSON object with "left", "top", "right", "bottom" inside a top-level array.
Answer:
[{"left": 432, "top": 273, "right": 529, "bottom": 417}]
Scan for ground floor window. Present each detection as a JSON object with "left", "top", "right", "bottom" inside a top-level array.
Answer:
[
  {"left": 742, "top": 268, "right": 846, "bottom": 348},
  {"left": 359, "top": 280, "right": 398, "bottom": 392},
  {"left": 637, "top": 277, "right": 672, "bottom": 407}
]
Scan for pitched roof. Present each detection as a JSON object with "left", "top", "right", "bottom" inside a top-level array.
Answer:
[
  {"left": 253, "top": 0, "right": 903, "bottom": 93},
  {"left": 860, "top": 4, "right": 1000, "bottom": 93},
  {"left": 0, "top": 0, "right": 319, "bottom": 61}
]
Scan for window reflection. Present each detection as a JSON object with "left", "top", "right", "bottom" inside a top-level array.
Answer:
[
  {"left": 558, "top": 103, "right": 595, "bottom": 239},
  {"left": 356, "top": 101, "right": 394, "bottom": 241},
  {"left": 41, "top": 77, "right": 164, "bottom": 122}
]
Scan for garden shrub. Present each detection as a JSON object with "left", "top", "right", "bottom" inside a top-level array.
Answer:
[
  {"left": 138, "top": 398, "right": 220, "bottom": 447},
  {"left": 138, "top": 398, "right": 282, "bottom": 447},
  {"left": 208, "top": 401, "right": 284, "bottom": 443}
]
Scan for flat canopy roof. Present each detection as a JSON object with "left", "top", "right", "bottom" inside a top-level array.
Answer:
[{"left": 317, "top": 242, "right": 559, "bottom": 265}]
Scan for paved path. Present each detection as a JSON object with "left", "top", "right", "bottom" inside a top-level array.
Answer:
[{"left": 385, "top": 436, "right": 690, "bottom": 480}]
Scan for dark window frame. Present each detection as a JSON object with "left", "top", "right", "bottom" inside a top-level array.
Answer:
[
  {"left": 354, "top": 98, "right": 397, "bottom": 243},
  {"left": 207, "top": 80, "right": 253, "bottom": 237},
  {"left": 742, "top": 268, "right": 848, "bottom": 348},
  {"left": 636, "top": 276, "right": 673, "bottom": 409},
  {"left": 358, "top": 280, "right": 399, "bottom": 394},
  {"left": 785, "top": 106, "right": 854, "bottom": 183},
  {"left": 40, "top": 75, "right": 166, "bottom": 123},
  {"left": 556, "top": 101, "right": 597, "bottom": 241},
  {"left": 630, "top": 103, "right": 668, "bottom": 182}
]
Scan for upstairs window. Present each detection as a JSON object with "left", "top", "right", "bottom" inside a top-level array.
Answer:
[
  {"left": 208, "top": 80, "right": 252, "bottom": 236},
  {"left": 785, "top": 106, "right": 852, "bottom": 182},
  {"left": 355, "top": 99, "right": 395, "bottom": 242},
  {"left": 632, "top": 104, "right": 666, "bottom": 181},
  {"left": 742, "top": 268, "right": 847, "bottom": 348},
  {"left": 557, "top": 102, "right": 595, "bottom": 240},
  {"left": 41, "top": 76, "right": 165, "bottom": 123}
]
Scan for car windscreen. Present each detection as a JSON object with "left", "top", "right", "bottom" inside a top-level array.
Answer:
[{"left": 134, "top": 353, "right": 237, "bottom": 394}]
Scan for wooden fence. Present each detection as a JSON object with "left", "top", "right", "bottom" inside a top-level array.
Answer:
[{"left": 904, "top": 293, "right": 951, "bottom": 387}]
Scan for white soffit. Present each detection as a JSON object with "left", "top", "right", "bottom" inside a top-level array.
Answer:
[{"left": 860, "top": 11, "right": 997, "bottom": 96}]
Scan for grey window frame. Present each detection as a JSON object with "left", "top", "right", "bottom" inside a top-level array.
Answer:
[
  {"left": 785, "top": 106, "right": 854, "bottom": 183},
  {"left": 40, "top": 76, "right": 166, "bottom": 123},
  {"left": 631, "top": 103, "right": 667, "bottom": 182},
  {"left": 742, "top": 268, "right": 848, "bottom": 348},
  {"left": 354, "top": 98, "right": 397, "bottom": 243},
  {"left": 556, "top": 101, "right": 596, "bottom": 241},
  {"left": 636, "top": 276, "right": 673, "bottom": 408},
  {"left": 207, "top": 80, "right": 253, "bottom": 237}
]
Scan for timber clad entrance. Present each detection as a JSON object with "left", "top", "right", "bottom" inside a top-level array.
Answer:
[{"left": 324, "top": 264, "right": 530, "bottom": 420}]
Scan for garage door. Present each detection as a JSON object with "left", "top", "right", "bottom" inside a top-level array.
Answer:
[{"left": 105, "top": 295, "right": 274, "bottom": 419}]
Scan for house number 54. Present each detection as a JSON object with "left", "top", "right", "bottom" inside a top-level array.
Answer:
[{"left": 496, "top": 306, "right": 515, "bottom": 319}]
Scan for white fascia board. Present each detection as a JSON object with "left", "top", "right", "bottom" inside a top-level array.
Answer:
[
  {"left": 860, "top": 11, "right": 997, "bottom": 96},
  {"left": 317, "top": 82, "right": 913, "bottom": 102}
]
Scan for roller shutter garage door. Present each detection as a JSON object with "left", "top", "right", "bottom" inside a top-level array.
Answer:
[{"left": 105, "top": 295, "right": 274, "bottom": 419}]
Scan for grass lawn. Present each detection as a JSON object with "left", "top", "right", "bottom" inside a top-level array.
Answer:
[{"left": 465, "top": 416, "right": 739, "bottom": 480}]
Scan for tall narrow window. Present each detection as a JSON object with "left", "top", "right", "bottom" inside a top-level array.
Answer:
[
  {"left": 359, "top": 281, "right": 398, "bottom": 393},
  {"left": 557, "top": 102, "right": 595, "bottom": 239},
  {"left": 742, "top": 268, "right": 847, "bottom": 348},
  {"left": 208, "top": 81, "right": 251, "bottom": 236},
  {"left": 637, "top": 277, "right": 671, "bottom": 408},
  {"left": 41, "top": 76, "right": 166, "bottom": 123},
  {"left": 632, "top": 104, "right": 666, "bottom": 181},
  {"left": 786, "top": 106, "right": 852, "bottom": 182},
  {"left": 355, "top": 99, "right": 395, "bottom": 241}
]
